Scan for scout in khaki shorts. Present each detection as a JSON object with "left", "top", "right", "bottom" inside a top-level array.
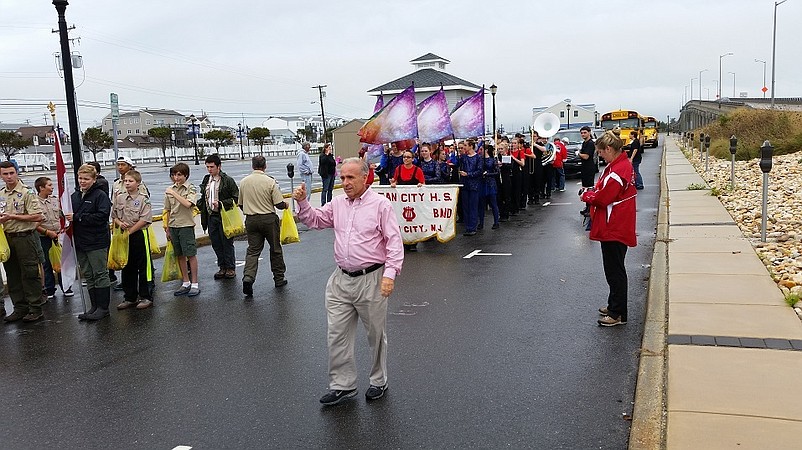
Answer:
[{"left": 163, "top": 163, "right": 200, "bottom": 297}]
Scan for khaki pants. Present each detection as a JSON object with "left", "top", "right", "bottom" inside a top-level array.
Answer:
[
  {"left": 5, "top": 233, "right": 43, "bottom": 315},
  {"left": 325, "top": 267, "right": 388, "bottom": 390}
]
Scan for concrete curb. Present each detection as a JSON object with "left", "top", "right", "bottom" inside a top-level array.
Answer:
[{"left": 628, "top": 138, "right": 670, "bottom": 449}]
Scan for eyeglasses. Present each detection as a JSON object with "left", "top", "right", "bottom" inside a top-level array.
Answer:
[{"left": 403, "top": 156, "right": 413, "bottom": 159}]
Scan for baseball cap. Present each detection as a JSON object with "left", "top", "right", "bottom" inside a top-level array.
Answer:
[{"left": 116, "top": 155, "right": 135, "bottom": 167}]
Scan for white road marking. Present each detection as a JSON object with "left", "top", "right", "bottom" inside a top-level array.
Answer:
[
  {"left": 235, "top": 257, "right": 263, "bottom": 267},
  {"left": 172, "top": 446, "right": 192, "bottom": 450},
  {"left": 463, "top": 249, "right": 512, "bottom": 259}
]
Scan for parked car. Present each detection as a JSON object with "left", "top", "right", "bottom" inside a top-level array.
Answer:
[{"left": 553, "top": 129, "right": 599, "bottom": 177}]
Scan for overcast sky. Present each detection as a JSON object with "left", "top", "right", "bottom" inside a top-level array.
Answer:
[{"left": 2, "top": 0, "right": 800, "bottom": 133}]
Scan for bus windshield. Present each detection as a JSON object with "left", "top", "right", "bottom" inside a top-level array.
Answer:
[{"left": 601, "top": 118, "right": 641, "bottom": 130}]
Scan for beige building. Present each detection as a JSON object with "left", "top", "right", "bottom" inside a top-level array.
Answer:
[
  {"left": 101, "top": 108, "right": 185, "bottom": 138},
  {"left": 332, "top": 119, "right": 366, "bottom": 160}
]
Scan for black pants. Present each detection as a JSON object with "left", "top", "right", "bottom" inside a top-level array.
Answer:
[
  {"left": 122, "top": 229, "right": 154, "bottom": 302},
  {"left": 510, "top": 168, "right": 522, "bottom": 212},
  {"left": 542, "top": 165, "right": 554, "bottom": 197},
  {"left": 601, "top": 241, "right": 628, "bottom": 321},
  {"left": 499, "top": 172, "right": 513, "bottom": 217}
]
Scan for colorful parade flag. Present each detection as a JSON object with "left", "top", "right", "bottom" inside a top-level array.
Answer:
[
  {"left": 364, "top": 94, "right": 386, "bottom": 158},
  {"left": 358, "top": 85, "right": 418, "bottom": 144},
  {"left": 450, "top": 88, "right": 485, "bottom": 139},
  {"left": 416, "top": 88, "right": 453, "bottom": 143},
  {"left": 54, "top": 130, "right": 76, "bottom": 293}
]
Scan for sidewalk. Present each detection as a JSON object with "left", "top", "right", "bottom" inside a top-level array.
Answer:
[{"left": 630, "top": 137, "right": 802, "bottom": 449}]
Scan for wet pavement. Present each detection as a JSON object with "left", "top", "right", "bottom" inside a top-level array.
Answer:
[{"left": 1, "top": 144, "right": 662, "bottom": 449}]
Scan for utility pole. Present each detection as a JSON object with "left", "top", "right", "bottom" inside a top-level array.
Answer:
[
  {"left": 52, "top": 0, "right": 83, "bottom": 185},
  {"left": 312, "top": 85, "right": 327, "bottom": 143}
]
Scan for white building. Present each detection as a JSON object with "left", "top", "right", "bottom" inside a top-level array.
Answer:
[
  {"left": 367, "top": 53, "right": 482, "bottom": 112},
  {"left": 532, "top": 100, "right": 597, "bottom": 130}
]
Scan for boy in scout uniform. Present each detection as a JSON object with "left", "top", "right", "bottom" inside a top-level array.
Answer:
[
  {"left": 110, "top": 156, "right": 149, "bottom": 290},
  {"left": 34, "top": 176, "right": 73, "bottom": 300},
  {"left": 1, "top": 161, "right": 45, "bottom": 322},
  {"left": 163, "top": 163, "right": 200, "bottom": 297},
  {"left": 112, "top": 170, "right": 155, "bottom": 310}
]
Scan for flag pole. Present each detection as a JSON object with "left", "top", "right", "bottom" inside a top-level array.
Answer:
[{"left": 51, "top": 112, "right": 87, "bottom": 315}]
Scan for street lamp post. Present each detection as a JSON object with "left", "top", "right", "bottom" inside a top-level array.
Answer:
[
  {"left": 189, "top": 114, "right": 199, "bottom": 165},
  {"left": 171, "top": 131, "right": 176, "bottom": 164},
  {"left": 490, "top": 84, "right": 497, "bottom": 143},
  {"left": 771, "top": 0, "right": 788, "bottom": 108},
  {"left": 699, "top": 69, "right": 708, "bottom": 101},
  {"left": 237, "top": 122, "right": 244, "bottom": 160},
  {"left": 729, "top": 71, "right": 736, "bottom": 97},
  {"left": 566, "top": 102, "right": 572, "bottom": 129},
  {"left": 690, "top": 77, "right": 697, "bottom": 101},
  {"left": 718, "top": 52, "right": 733, "bottom": 99},
  {"left": 755, "top": 59, "right": 767, "bottom": 98}
]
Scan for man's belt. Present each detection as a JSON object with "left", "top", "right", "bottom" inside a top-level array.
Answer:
[
  {"left": 341, "top": 263, "right": 384, "bottom": 277},
  {"left": 5, "top": 230, "right": 34, "bottom": 237}
]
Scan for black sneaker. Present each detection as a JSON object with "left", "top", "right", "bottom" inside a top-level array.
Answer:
[
  {"left": 319, "top": 389, "right": 357, "bottom": 406},
  {"left": 365, "top": 384, "right": 388, "bottom": 401},
  {"left": 243, "top": 279, "right": 254, "bottom": 296}
]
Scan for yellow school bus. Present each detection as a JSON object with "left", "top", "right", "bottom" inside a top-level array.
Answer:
[
  {"left": 642, "top": 116, "right": 659, "bottom": 148},
  {"left": 599, "top": 110, "right": 644, "bottom": 148}
]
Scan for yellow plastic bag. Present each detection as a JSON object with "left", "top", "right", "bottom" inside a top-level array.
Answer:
[
  {"left": 145, "top": 226, "right": 161, "bottom": 254},
  {"left": 107, "top": 226, "right": 129, "bottom": 270},
  {"left": 0, "top": 225, "right": 9, "bottom": 263},
  {"left": 221, "top": 205, "right": 245, "bottom": 238},
  {"left": 161, "top": 241, "right": 182, "bottom": 282},
  {"left": 49, "top": 241, "right": 62, "bottom": 272},
  {"left": 280, "top": 208, "right": 300, "bottom": 245}
]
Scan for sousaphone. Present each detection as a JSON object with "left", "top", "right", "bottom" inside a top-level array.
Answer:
[{"left": 532, "top": 112, "right": 560, "bottom": 165}]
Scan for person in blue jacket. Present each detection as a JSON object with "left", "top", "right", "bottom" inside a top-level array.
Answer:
[
  {"left": 478, "top": 145, "right": 500, "bottom": 230},
  {"left": 458, "top": 140, "right": 483, "bottom": 236}
]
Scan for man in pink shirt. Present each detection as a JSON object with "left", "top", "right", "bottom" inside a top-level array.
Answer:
[{"left": 293, "top": 157, "right": 404, "bottom": 406}]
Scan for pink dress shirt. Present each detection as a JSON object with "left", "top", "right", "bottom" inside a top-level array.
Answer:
[{"left": 296, "top": 188, "right": 404, "bottom": 280}]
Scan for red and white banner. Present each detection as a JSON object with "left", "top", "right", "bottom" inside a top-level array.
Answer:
[
  {"left": 371, "top": 185, "right": 459, "bottom": 244},
  {"left": 54, "top": 131, "right": 76, "bottom": 291}
]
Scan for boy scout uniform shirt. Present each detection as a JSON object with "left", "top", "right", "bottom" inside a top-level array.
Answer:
[
  {"left": 38, "top": 195, "right": 61, "bottom": 232},
  {"left": 163, "top": 181, "right": 197, "bottom": 227},
  {"left": 113, "top": 191, "right": 152, "bottom": 226},
  {"left": 1, "top": 182, "right": 42, "bottom": 233},
  {"left": 238, "top": 171, "right": 284, "bottom": 215},
  {"left": 113, "top": 178, "right": 150, "bottom": 199}
]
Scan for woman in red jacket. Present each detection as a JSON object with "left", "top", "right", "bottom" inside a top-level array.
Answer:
[{"left": 579, "top": 131, "right": 637, "bottom": 327}]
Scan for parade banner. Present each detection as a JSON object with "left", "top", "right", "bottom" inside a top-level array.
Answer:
[
  {"left": 416, "top": 88, "right": 453, "bottom": 143},
  {"left": 371, "top": 185, "right": 460, "bottom": 244},
  {"left": 358, "top": 85, "right": 418, "bottom": 144},
  {"left": 363, "top": 94, "right": 386, "bottom": 159},
  {"left": 450, "top": 88, "right": 485, "bottom": 139}
]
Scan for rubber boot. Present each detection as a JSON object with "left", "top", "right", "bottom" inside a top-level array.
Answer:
[
  {"left": 78, "top": 288, "right": 96, "bottom": 321},
  {"left": 84, "top": 286, "right": 110, "bottom": 321}
]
